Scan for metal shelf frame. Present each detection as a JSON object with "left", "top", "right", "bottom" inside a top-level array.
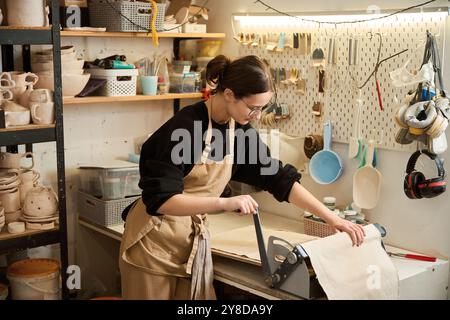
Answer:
[{"left": 0, "top": 0, "right": 69, "bottom": 300}]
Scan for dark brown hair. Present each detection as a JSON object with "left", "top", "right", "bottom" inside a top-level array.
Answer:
[{"left": 206, "top": 55, "right": 272, "bottom": 98}]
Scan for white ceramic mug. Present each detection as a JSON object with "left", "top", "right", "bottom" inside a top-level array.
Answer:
[
  {"left": 9, "top": 72, "right": 39, "bottom": 102},
  {"left": 0, "top": 72, "right": 16, "bottom": 89},
  {"left": 30, "top": 101, "right": 54, "bottom": 125},
  {"left": 0, "top": 152, "right": 34, "bottom": 170},
  {"left": 0, "top": 187, "right": 20, "bottom": 213},
  {"left": 29, "top": 88, "right": 53, "bottom": 103},
  {"left": 10, "top": 72, "right": 39, "bottom": 88},
  {"left": 0, "top": 89, "right": 13, "bottom": 103}
]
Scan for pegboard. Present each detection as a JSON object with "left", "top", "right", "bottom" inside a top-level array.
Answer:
[{"left": 233, "top": 13, "right": 448, "bottom": 152}]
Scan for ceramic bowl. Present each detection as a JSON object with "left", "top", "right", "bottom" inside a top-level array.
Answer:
[
  {"left": 31, "top": 59, "right": 84, "bottom": 73},
  {"left": 25, "top": 221, "right": 54, "bottom": 230},
  {"left": 33, "top": 51, "right": 77, "bottom": 63},
  {"left": 8, "top": 221, "right": 25, "bottom": 234},
  {"left": 35, "top": 73, "right": 90, "bottom": 97},
  {"left": 36, "top": 45, "right": 75, "bottom": 56},
  {"left": 5, "top": 110, "right": 31, "bottom": 127}
]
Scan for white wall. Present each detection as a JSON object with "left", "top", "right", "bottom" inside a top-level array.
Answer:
[
  {"left": 2, "top": 0, "right": 448, "bottom": 298},
  {"left": 205, "top": 0, "right": 450, "bottom": 298}
]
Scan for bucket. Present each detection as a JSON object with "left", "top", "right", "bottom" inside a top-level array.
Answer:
[
  {"left": 7, "top": 258, "right": 61, "bottom": 300},
  {"left": 0, "top": 283, "right": 8, "bottom": 300}
]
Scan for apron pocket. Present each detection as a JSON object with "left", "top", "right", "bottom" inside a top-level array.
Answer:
[{"left": 141, "top": 215, "right": 195, "bottom": 264}]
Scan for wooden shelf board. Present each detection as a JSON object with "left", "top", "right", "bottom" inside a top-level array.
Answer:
[
  {"left": 0, "top": 26, "right": 52, "bottom": 30},
  {"left": 0, "top": 124, "right": 55, "bottom": 133},
  {"left": 61, "top": 31, "right": 226, "bottom": 39},
  {"left": 0, "top": 226, "right": 59, "bottom": 242},
  {"left": 63, "top": 93, "right": 203, "bottom": 105}
]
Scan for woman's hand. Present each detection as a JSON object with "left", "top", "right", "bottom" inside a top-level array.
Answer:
[
  {"left": 219, "top": 195, "right": 258, "bottom": 216},
  {"left": 329, "top": 216, "right": 366, "bottom": 247}
]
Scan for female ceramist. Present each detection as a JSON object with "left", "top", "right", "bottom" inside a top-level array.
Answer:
[{"left": 119, "top": 55, "right": 365, "bottom": 300}]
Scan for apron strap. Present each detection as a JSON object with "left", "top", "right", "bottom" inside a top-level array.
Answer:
[{"left": 200, "top": 100, "right": 236, "bottom": 164}]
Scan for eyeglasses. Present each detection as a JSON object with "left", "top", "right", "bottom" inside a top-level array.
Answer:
[{"left": 241, "top": 99, "right": 267, "bottom": 117}]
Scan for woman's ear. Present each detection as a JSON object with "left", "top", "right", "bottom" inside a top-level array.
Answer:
[{"left": 223, "top": 88, "right": 237, "bottom": 103}]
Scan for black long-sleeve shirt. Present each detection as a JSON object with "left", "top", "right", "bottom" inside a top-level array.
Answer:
[{"left": 122, "top": 101, "right": 301, "bottom": 220}]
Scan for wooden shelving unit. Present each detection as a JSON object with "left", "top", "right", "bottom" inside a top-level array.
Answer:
[
  {"left": 0, "top": 124, "right": 56, "bottom": 146},
  {"left": 61, "top": 31, "right": 226, "bottom": 39},
  {"left": 0, "top": 0, "right": 70, "bottom": 298},
  {"left": 63, "top": 93, "right": 203, "bottom": 105},
  {"left": 0, "top": 227, "right": 60, "bottom": 253}
]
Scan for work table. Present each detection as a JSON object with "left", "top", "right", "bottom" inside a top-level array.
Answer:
[{"left": 78, "top": 210, "right": 449, "bottom": 299}]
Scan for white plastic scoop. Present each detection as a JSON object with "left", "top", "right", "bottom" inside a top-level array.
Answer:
[{"left": 353, "top": 140, "right": 382, "bottom": 209}]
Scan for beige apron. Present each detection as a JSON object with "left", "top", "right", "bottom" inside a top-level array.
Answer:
[{"left": 119, "top": 102, "right": 235, "bottom": 300}]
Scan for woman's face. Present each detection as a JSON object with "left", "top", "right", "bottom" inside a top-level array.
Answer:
[{"left": 225, "top": 90, "right": 273, "bottom": 125}]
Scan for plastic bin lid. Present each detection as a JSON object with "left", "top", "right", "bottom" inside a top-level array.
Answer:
[
  {"left": 7, "top": 259, "right": 60, "bottom": 278},
  {"left": 79, "top": 160, "right": 139, "bottom": 169},
  {"left": 173, "top": 60, "right": 192, "bottom": 65}
]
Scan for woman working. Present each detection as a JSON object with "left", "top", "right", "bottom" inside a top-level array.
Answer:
[{"left": 119, "top": 55, "right": 365, "bottom": 300}]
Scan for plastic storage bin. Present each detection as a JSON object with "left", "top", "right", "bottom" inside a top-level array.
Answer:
[
  {"left": 78, "top": 160, "right": 140, "bottom": 200},
  {"left": 78, "top": 190, "right": 139, "bottom": 226},
  {"left": 196, "top": 40, "right": 223, "bottom": 57},
  {"left": 85, "top": 68, "right": 139, "bottom": 96},
  {"left": 172, "top": 60, "right": 192, "bottom": 74},
  {"left": 89, "top": 0, "right": 166, "bottom": 32},
  {"left": 169, "top": 72, "right": 200, "bottom": 93}
]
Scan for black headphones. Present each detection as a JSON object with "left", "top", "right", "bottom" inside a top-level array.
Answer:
[{"left": 404, "top": 150, "right": 446, "bottom": 199}]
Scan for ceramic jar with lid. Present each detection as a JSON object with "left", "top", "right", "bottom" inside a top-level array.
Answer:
[
  {"left": 23, "top": 186, "right": 58, "bottom": 217},
  {"left": 323, "top": 196, "right": 336, "bottom": 211}
]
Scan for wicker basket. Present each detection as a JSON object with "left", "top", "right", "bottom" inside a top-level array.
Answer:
[
  {"left": 303, "top": 218, "right": 336, "bottom": 238},
  {"left": 303, "top": 217, "right": 369, "bottom": 238},
  {"left": 78, "top": 190, "right": 139, "bottom": 226},
  {"left": 89, "top": 0, "right": 166, "bottom": 32}
]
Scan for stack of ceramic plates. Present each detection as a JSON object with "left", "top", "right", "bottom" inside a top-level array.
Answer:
[
  {"left": 0, "top": 207, "right": 5, "bottom": 232},
  {"left": 20, "top": 213, "right": 58, "bottom": 231}
]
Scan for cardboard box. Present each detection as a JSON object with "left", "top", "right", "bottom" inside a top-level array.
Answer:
[{"left": 182, "top": 23, "right": 207, "bottom": 33}]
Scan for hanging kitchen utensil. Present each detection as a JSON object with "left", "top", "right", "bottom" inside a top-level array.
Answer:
[
  {"left": 304, "top": 134, "right": 324, "bottom": 159},
  {"left": 312, "top": 48, "right": 326, "bottom": 68},
  {"left": 353, "top": 140, "right": 382, "bottom": 209},
  {"left": 309, "top": 121, "right": 343, "bottom": 184},
  {"left": 349, "top": 90, "right": 363, "bottom": 159}
]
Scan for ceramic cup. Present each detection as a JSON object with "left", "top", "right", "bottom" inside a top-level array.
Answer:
[
  {"left": 0, "top": 89, "right": 13, "bottom": 102},
  {"left": 0, "top": 152, "right": 34, "bottom": 170},
  {"left": 29, "top": 88, "right": 53, "bottom": 103},
  {"left": 141, "top": 76, "right": 158, "bottom": 95},
  {"left": 19, "top": 181, "right": 35, "bottom": 205},
  {"left": 0, "top": 187, "right": 20, "bottom": 213},
  {"left": 19, "top": 169, "right": 40, "bottom": 183},
  {"left": 0, "top": 72, "right": 16, "bottom": 89},
  {"left": 9, "top": 72, "right": 39, "bottom": 102},
  {"left": 30, "top": 101, "right": 54, "bottom": 125}
]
